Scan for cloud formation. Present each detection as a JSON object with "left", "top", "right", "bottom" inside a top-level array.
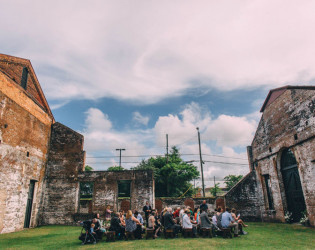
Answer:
[
  {"left": 83, "top": 102, "right": 257, "bottom": 185},
  {"left": 1, "top": 0, "right": 315, "bottom": 105},
  {"left": 132, "top": 111, "right": 150, "bottom": 126}
]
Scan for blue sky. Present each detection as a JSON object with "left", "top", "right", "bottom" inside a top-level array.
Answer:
[{"left": 1, "top": 0, "right": 315, "bottom": 187}]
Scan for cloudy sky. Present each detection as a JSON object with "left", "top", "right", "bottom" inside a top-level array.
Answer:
[{"left": 1, "top": 0, "right": 315, "bottom": 187}]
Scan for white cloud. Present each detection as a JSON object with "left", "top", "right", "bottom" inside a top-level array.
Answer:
[
  {"left": 132, "top": 111, "right": 149, "bottom": 126},
  {"left": 1, "top": 0, "right": 315, "bottom": 104},
  {"left": 83, "top": 103, "right": 254, "bottom": 181}
]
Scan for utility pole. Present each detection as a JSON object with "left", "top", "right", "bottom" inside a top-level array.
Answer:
[
  {"left": 166, "top": 134, "right": 169, "bottom": 163},
  {"left": 116, "top": 148, "right": 125, "bottom": 167},
  {"left": 197, "top": 127, "right": 205, "bottom": 197},
  {"left": 214, "top": 176, "right": 216, "bottom": 197}
]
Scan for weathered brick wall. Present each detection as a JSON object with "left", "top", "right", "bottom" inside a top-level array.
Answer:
[
  {"left": 0, "top": 72, "right": 53, "bottom": 233},
  {"left": 224, "top": 171, "right": 262, "bottom": 221},
  {"left": 155, "top": 197, "right": 216, "bottom": 213},
  {"left": 40, "top": 122, "right": 85, "bottom": 225},
  {"left": 251, "top": 88, "right": 315, "bottom": 226},
  {"left": 0, "top": 55, "right": 47, "bottom": 111},
  {"left": 41, "top": 123, "right": 154, "bottom": 225},
  {"left": 77, "top": 170, "right": 155, "bottom": 215}
]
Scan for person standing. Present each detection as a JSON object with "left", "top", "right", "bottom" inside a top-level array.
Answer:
[
  {"left": 142, "top": 201, "right": 152, "bottom": 226},
  {"left": 200, "top": 200, "right": 208, "bottom": 212}
]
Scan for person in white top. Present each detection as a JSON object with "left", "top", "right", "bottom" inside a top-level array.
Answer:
[
  {"left": 179, "top": 206, "right": 186, "bottom": 225},
  {"left": 182, "top": 210, "right": 197, "bottom": 236}
]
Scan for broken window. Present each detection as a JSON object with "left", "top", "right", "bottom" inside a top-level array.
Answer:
[
  {"left": 118, "top": 180, "right": 131, "bottom": 198},
  {"left": 79, "top": 182, "right": 94, "bottom": 213},
  {"left": 263, "top": 175, "right": 274, "bottom": 210}
]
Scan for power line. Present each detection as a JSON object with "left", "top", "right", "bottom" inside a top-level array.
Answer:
[{"left": 86, "top": 153, "right": 248, "bottom": 161}]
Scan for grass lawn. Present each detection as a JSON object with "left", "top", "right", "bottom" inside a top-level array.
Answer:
[{"left": 0, "top": 222, "right": 314, "bottom": 249}]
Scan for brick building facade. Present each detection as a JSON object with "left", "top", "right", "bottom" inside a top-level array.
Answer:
[
  {"left": 0, "top": 54, "right": 154, "bottom": 233},
  {"left": 225, "top": 86, "right": 315, "bottom": 226}
]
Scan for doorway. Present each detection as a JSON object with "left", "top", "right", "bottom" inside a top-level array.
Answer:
[
  {"left": 24, "top": 180, "right": 36, "bottom": 228},
  {"left": 281, "top": 149, "right": 306, "bottom": 222}
]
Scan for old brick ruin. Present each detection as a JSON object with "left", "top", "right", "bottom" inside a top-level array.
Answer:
[
  {"left": 1, "top": 54, "right": 314, "bottom": 234},
  {"left": 0, "top": 54, "right": 154, "bottom": 233},
  {"left": 224, "top": 86, "right": 315, "bottom": 226}
]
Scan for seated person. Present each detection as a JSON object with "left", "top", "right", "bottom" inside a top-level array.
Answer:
[
  {"left": 221, "top": 207, "right": 239, "bottom": 237},
  {"left": 163, "top": 207, "right": 181, "bottom": 237},
  {"left": 109, "top": 212, "right": 125, "bottom": 239},
  {"left": 173, "top": 207, "right": 180, "bottom": 218},
  {"left": 231, "top": 208, "right": 248, "bottom": 227},
  {"left": 182, "top": 210, "right": 197, "bottom": 237},
  {"left": 125, "top": 210, "right": 142, "bottom": 239},
  {"left": 134, "top": 210, "right": 145, "bottom": 234},
  {"left": 154, "top": 210, "right": 162, "bottom": 236},
  {"left": 200, "top": 208, "right": 211, "bottom": 229},
  {"left": 94, "top": 214, "right": 106, "bottom": 233},
  {"left": 148, "top": 211, "right": 159, "bottom": 238}
]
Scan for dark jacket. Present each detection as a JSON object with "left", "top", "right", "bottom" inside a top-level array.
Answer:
[
  {"left": 143, "top": 205, "right": 152, "bottom": 217},
  {"left": 200, "top": 211, "right": 211, "bottom": 228},
  {"left": 163, "top": 211, "right": 175, "bottom": 229},
  {"left": 200, "top": 203, "right": 208, "bottom": 211}
]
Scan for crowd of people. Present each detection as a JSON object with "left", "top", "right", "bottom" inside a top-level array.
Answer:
[{"left": 79, "top": 200, "right": 248, "bottom": 244}]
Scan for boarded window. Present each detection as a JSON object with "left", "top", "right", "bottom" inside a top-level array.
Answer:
[
  {"left": 263, "top": 175, "right": 274, "bottom": 210},
  {"left": 21, "top": 67, "right": 28, "bottom": 90},
  {"left": 118, "top": 180, "right": 131, "bottom": 198}
]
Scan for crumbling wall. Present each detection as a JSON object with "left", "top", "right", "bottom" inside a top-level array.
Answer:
[
  {"left": 224, "top": 171, "right": 262, "bottom": 221},
  {"left": 155, "top": 197, "right": 216, "bottom": 213},
  {"left": 251, "top": 88, "right": 315, "bottom": 226},
  {"left": 0, "top": 73, "right": 52, "bottom": 233},
  {"left": 77, "top": 170, "right": 154, "bottom": 215},
  {"left": 40, "top": 122, "right": 85, "bottom": 225}
]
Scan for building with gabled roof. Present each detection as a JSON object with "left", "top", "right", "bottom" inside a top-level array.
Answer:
[
  {"left": 224, "top": 85, "right": 315, "bottom": 226},
  {"left": 0, "top": 54, "right": 154, "bottom": 233}
]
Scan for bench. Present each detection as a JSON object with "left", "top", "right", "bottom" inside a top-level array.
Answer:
[
  {"left": 146, "top": 228, "right": 155, "bottom": 240},
  {"left": 125, "top": 231, "right": 135, "bottom": 240},
  {"left": 201, "top": 228, "right": 213, "bottom": 238},
  {"left": 106, "top": 231, "right": 116, "bottom": 242},
  {"left": 222, "top": 228, "right": 232, "bottom": 238},
  {"left": 164, "top": 229, "right": 174, "bottom": 239},
  {"left": 182, "top": 228, "right": 193, "bottom": 238}
]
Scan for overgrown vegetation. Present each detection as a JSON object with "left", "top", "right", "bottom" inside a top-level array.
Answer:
[
  {"left": 133, "top": 146, "right": 199, "bottom": 197},
  {"left": 224, "top": 174, "right": 243, "bottom": 190},
  {"left": 107, "top": 166, "right": 125, "bottom": 171},
  {"left": 85, "top": 165, "right": 93, "bottom": 171}
]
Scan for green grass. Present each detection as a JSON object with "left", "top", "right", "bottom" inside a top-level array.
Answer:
[{"left": 0, "top": 223, "right": 314, "bottom": 249}]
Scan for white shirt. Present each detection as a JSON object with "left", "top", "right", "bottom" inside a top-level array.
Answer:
[
  {"left": 179, "top": 209, "right": 185, "bottom": 224},
  {"left": 182, "top": 214, "right": 193, "bottom": 229},
  {"left": 212, "top": 215, "right": 217, "bottom": 225}
]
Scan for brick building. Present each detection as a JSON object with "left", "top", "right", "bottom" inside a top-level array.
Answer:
[
  {"left": 225, "top": 86, "right": 315, "bottom": 226},
  {"left": 0, "top": 54, "right": 154, "bottom": 233}
]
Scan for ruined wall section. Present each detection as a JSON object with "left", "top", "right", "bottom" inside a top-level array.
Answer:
[
  {"left": 224, "top": 171, "right": 262, "bottom": 221},
  {"left": 251, "top": 88, "right": 315, "bottom": 225},
  {"left": 0, "top": 73, "right": 53, "bottom": 233},
  {"left": 40, "top": 122, "right": 85, "bottom": 225},
  {"left": 77, "top": 170, "right": 155, "bottom": 215}
]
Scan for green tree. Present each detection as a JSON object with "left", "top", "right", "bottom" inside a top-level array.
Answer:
[
  {"left": 133, "top": 146, "right": 199, "bottom": 197},
  {"left": 107, "top": 166, "right": 125, "bottom": 171},
  {"left": 210, "top": 183, "right": 221, "bottom": 197},
  {"left": 85, "top": 165, "right": 93, "bottom": 172},
  {"left": 224, "top": 175, "right": 243, "bottom": 190}
]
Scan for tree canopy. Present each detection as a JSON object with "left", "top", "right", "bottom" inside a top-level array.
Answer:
[
  {"left": 84, "top": 165, "right": 93, "bottom": 172},
  {"left": 107, "top": 166, "right": 125, "bottom": 171},
  {"left": 133, "top": 146, "right": 199, "bottom": 197},
  {"left": 224, "top": 174, "right": 243, "bottom": 190}
]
